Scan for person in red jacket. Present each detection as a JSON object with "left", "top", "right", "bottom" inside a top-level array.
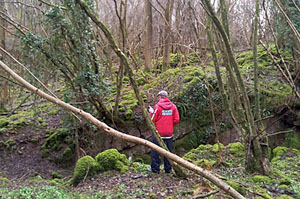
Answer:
[{"left": 149, "top": 90, "right": 180, "bottom": 173}]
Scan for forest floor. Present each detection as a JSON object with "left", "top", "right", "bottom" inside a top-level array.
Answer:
[{"left": 0, "top": 108, "right": 228, "bottom": 199}]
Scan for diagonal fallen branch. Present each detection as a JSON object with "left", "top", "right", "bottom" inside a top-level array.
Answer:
[{"left": 0, "top": 60, "right": 245, "bottom": 199}]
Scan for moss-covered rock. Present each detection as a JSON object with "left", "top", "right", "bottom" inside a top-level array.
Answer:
[
  {"left": 95, "top": 149, "right": 129, "bottom": 173},
  {"left": 227, "top": 142, "right": 245, "bottom": 157},
  {"left": 276, "top": 195, "right": 294, "bottom": 199},
  {"left": 13, "top": 118, "right": 28, "bottom": 128},
  {"left": 55, "top": 146, "right": 75, "bottom": 168},
  {"left": 212, "top": 143, "right": 225, "bottom": 153},
  {"left": 194, "top": 159, "right": 216, "bottom": 168},
  {"left": 0, "top": 118, "right": 10, "bottom": 128},
  {"left": 41, "top": 128, "right": 70, "bottom": 157},
  {"left": 41, "top": 128, "right": 75, "bottom": 168},
  {"left": 72, "top": 155, "right": 104, "bottom": 186},
  {"left": 226, "top": 180, "right": 246, "bottom": 196},
  {"left": 272, "top": 146, "right": 289, "bottom": 163},
  {"left": 251, "top": 175, "right": 272, "bottom": 184}
]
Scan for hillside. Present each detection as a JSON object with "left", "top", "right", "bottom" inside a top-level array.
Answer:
[{"left": 0, "top": 48, "right": 300, "bottom": 199}]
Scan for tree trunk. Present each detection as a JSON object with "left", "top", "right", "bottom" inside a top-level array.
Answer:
[
  {"left": 0, "top": 4, "right": 8, "bottom": 112},
  {"left": 0, "top": 59, "right": 245, "bottom": 199},
  {"left": 252, "top": 0, "right": 271, "bottom": 175},
  {"left": 162, "top": 0, "right": 174, "bottom": 72},
  {"left": 113, "top": 0, "right": 127, "bottom": 117},
  {"left": 253, "top": 0, "right": 260, "bottom": 120},
  {"left": 144, "top": 0, "right": 153, "bottom": 71}
]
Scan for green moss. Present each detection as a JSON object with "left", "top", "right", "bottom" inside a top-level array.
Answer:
[
  {"left": 0, "top": 128, "right": 7, "bottom": 134},
  {"left": 194, "top": 159, "right": 216, "bottom": 168},
  {"left": 276, "top": 195, "right": 294, "bottom": 199},
  {"left": 5, "top": 139, "right": 16, "bottom": 150},
  {"left": 40, "top": 103, "right": 55, "bottom": 112},
  {"left": 198, "top": 144, "right": 213, "bottom": 150},
  {"left": 272, "top": 168, "right": 284, "bottom": 177},
  {"left": 42, "top": 128, "right": 69, "bottom": 152},
  {"left": 125, "top": 109, "right": 133, "bottom": 119},
  {"left": 0, "top": 177, "right": 9, "bottom": 182},
  {"left": 122, "top": 76, "right": 129, "bottom": 83},
  {"left": 133, "top": 154, "right": 151, "bottom": 164},
  {"left": 55, "top": 146, "right": 75, "bottom": 168},
  {"left": 278, "top": 184, "right": 289, "bottom": 190},
  {"left": 38, "top": 117, "right": 43, "bottom": 123},
  {"left": 64, "top": 136, "right": 73, "bottom": 145},
  {"left": 280, "top": 177, "right": 291, "bottom": 185},
  {"left": 49, "top": 109, "right": 59, "bottom": 115},
  {"left": 183, "top": 151, "right": 195, "bottom": 162},
  {"left": 272, "top": 146, "right": 289, "bottom": 162},
  {"left": 51, "top": 171, "right": 63, "bottom": 179},
  {"left": 226, "top": 180, "right": 246, "bottom": 196},
  {"left": 95, "top": 149, "right": 129, "bottom": 172},
  {"left": 149, "top": 192, "right": 157, "bottom": 199},
  {"left": 251, "top": 175, "right": 272, "bottom": 184},
  {"left": 136, "top": 77, "right": 147, "bottom": 86},
  {"left": 115, "top": 160, "right": 129, "bottom": 174},
  {"left": 283, "top": 132, "right": 300, "bottom": 150},
  {"left": 0, "top": 141, "right": 6, "bottom": 149},
  {"left": 212, "top": 143, "right": 225, "bottom": 153},
  {"left": 72, "top": 155, "right": 104, "bottom": 186},
  {"left": 41, "top": 128, "right": 73, "bottom": 159},
  {"left": 49, "top": 178, "right": 62, "bottom": 185},
  {"left": 227, "top": 142, "right": 245, "bottom": 157},
  {"left": 261, "top": 193, "right": 273, "bottom": 199},
  {"left": 13, "top": 118, "right": 28, "bottom": 127},
  {"left": 0, "top": 118, "right": 10, "bottom": 128},
  {"left": 28, "top": 175, "right": 45, "bottom": 183}
]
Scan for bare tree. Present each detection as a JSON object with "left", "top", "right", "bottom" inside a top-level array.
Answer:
[
  {"left": 162, "top": 0, "right": 174, "bottom": 72},
  {"left": 0, "top": 3, "right": 8, "bottom": 111},
  {"left": 144, "top": 0, "right": 153, "bottom": 71}
]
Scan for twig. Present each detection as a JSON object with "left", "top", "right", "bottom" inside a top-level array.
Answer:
[
  {"left": 292, "top": 0, "right": 300, "bottom": 13},
  {"left": 267, "top": 129, "right": 294, "bottom": 137},
  {"left": 260, "top": 41, "right": 300, "bottom": 100},
  {"left": 82, "top": 164, "right": 90, "bottom": 183},
  {"left": 251, "top": 191, "right": 270, "bottom": 199},
  {"left": 0, "top": 74, "right": 23, "bottom": 88},
  {"left": 37, "top": 0, "right": 67, "bottom": 10},
  {"left": 192, "top": 189, "right": 220, "bottom": 198},
  {"left": 273, "top": 0, "right": 300, "bottom": 44},
  {"left": 8, "top": 93, "right": 32, "bottom": 116}
]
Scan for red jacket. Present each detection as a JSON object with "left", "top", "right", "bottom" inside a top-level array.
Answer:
[{"left": 150, "top": 97, "right": 180, "bottom": 137}]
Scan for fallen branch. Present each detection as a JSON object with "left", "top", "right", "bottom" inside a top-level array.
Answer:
[
  {"left": 0, "top": 60, "right": 245, "bottom": 199},
  {"left": 192, "top": 189, "right": 220, "bottom": 198}
]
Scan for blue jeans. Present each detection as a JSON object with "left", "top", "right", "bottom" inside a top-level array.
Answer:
[{"left": 151, "top": 136, "right": 172, "bottom": 173}]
